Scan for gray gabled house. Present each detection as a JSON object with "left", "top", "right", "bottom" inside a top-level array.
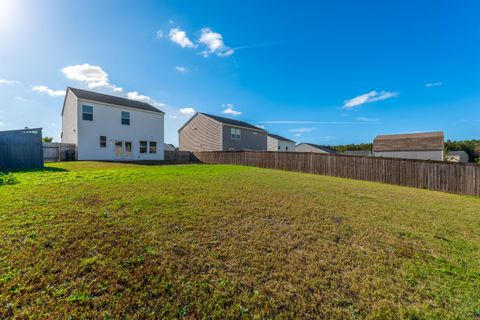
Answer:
[
  {"left": 295, "top": 143, "right": 337, "bottom": 154},
  {"left": 178, "top": 112, "right": 267, "bottom": 151}
]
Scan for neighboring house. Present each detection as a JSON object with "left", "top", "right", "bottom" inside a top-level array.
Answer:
[
  {"left": 446, "top": 150, "right": 469, "bottom": 163},
  {"left": 164, "top": 143, "right": 176, "bottom": 151},
  {"left": 344, "top": 150, "right": 372, "bottom": 156},
  {"left": 267, "top": 133, "right": 296, "bottom": 151},
  {"left": 178, "top": 112, "right": 267, "bottom": 151},
  {"left": 372, "top": 131, "right": 444, "bottom": 161},
  {"left": 295, "top": 143, "right": 337, "bottom": 154},
  {"left": 61, "top": 87, "right": 165, "bottom": 161}
]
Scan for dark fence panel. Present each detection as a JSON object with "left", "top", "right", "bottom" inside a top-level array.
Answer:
[
  {"left": 164, "top": 150, "right": 195, "bottom": 163},
  {"left": 193, "top": 151, "right": 480, "bottom": 196},
  {"left": 0, "top": 128, "right": 44, "bottom": 170}
]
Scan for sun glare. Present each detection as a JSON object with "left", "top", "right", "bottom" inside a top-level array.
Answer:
[{"left": 0, "top": 0, "right": 20, "bottom": 32}]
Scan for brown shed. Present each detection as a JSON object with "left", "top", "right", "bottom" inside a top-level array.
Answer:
[{"left": 373, "top": 131, "right": 444, "bottom": 161}]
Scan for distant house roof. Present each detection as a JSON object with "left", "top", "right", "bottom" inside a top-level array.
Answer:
[
  {"left": 373, "top": 131, "right": 444, "bottom": 152},
  {"left": 297, "top": 143, "right": 337, "bottom": 153},
  {"left": 448, "top": 150, "right": 468, "bottom": 156},
  {"left": 197, "top": 113, "right": 267, "bottom": 132},
  {"left": 344, "top": 150, "right": 372, "bottom": 156},
  {"left": 268, "top": 133, "right": 294, "bottom": 143},
  {"left": 67, "top": 87, "right": 164, "bottom": 114}
]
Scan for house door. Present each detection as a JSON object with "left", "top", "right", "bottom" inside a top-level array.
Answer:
[
  {"left": 124, "top": 141, "right": 133, "bottom": 160},
  {"left": 114, "top": 141, "right": 124, "bottom": 159},
  {"left": 114, "top": 141, "right": 133, "bottom": 160}
]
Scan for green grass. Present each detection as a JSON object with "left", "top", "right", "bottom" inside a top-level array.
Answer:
[{"left": 1, "top": 161, "right": 479, "bottom": 319}]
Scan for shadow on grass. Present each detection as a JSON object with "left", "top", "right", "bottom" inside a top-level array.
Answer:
[
  {"left": 8, "top": 166, "right": 69, "bottom": 173},
  {"left": 95, "top": 160, "right": 200, "bottom": 166}
]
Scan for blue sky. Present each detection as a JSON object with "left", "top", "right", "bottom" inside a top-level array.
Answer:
[{"left": 0, "top": 0, "right": 479, "bottom": 145}]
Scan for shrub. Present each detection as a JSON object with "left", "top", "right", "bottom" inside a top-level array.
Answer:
[{"left": 0, "top": 172, "right": 18, "bottom": 186}]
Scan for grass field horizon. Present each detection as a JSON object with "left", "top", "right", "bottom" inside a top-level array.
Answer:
[{"left": 1, "top": 162, "right": 479, "bottom": 319}]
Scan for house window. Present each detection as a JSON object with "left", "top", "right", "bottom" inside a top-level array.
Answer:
[
  {"left": 149, "top": 141, "right": 157, "bottom": 154},
  {"left": 82, "top": 105, "right": 93, "bottom": 121},
  {"left": 99, "top": 136, "right": 107, "bottom": 148},
  {"left": 121, "top": 111, "right": 130, "bottom": 125},
  {"left": 286, "top": 146, "right": 289, "bottom": 150},
  {"left": 231, "top": 128, "right": 241, "bottom": 140},
  {"left": 278, "top": 145, "right": 281, "bottom": 150},
  {"left": 140, "top": 141, "right": 148, "bottom": 153}
]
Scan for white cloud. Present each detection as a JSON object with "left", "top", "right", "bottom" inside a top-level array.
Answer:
[
  {"left": 153, "top": 102, "right": 167, "bottom": 108},
  {"left": 169, "top": 28, "right": 195, "bottom": 48},
  {"left": 289, "top": 127, "right": 315, "bottom": 133},
  {"left": 356, "top": 117, "right": 378, "bottom": 122},
  {"left": 175, "top": 66, "right": 188, "bottom": 73},
  {"left": 156, "top": 30, "right": 164, "bottom": 39},
  {"left": 425, "top": 82, "right": 442, "bottom": 87},
  {"left": 127, "top": 91, "right": 150, "bottom": 102},
  {"left": 14, "top": 96, "right": 28, "bottom": 102},
  {"left": 62, "top": 64, "right": 109, "bottom": 88},
  {"left": 0, "top": 79, "right": 17, "bottom": 85},
  {"left": 198, "top": 28, "right": 234, "bottom": 57},
  {"left": 0, "top": 121, "right": 3, "bottom": 126},
  {"left": 255, "top": 124, "right": 265, "bottom": 129},
  {"left": 222, "top": 107, "right": 241, "bottom": 116},
  {"left": 113, "top": 87, "right": 123, "bottom": 92},
  {"left": 294, "top": 133, "right": 302, "bottom": 137},
  {"left": 32, "top": 85, "right": 66, "bottom": 97},
  {"left": 222, "top": 103, "right": 234, "bottom": 108},
  {"left": 343, "top": 90, "right": 399, "bottom": 109},
  {"left": 179, "top": 107, "right": 196, "bottom": 116}
]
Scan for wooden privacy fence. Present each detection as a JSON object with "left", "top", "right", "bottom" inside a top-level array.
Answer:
[
  {"left": 193, "top": 151, "right": 480, "bottom": 196},
  {"left": 43, "top": 142, "right": 76, "bottom": 162},
  {"left": 164, "top": 150, "right": 195, "bottom": 162}
]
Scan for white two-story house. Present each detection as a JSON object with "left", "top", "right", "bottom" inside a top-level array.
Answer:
[{"left": 61, "top": 87, "right": 165, "bottom": 161}]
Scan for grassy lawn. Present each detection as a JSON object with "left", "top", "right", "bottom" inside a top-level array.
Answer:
[{"left": 1, "top": 162, "right": 479, "bottom": 319}]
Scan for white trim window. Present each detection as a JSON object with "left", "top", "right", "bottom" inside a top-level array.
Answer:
[
  {"left": 149, "top": 141, "right": 157, "bottom": 154},
  {"left": 231, "top": 128, "right": 241, "bottom": 140},
  {"left": 121, "top": 111, "right": 130, "bottom": 125},
  {"left": 99, "top": 135, "right": 107, "bottom": 148},
  {"left": 82, "top": 105, "right": 93, "bottom": 121},
  {"left": 140, "top": 141, "right": 148, "bottom": 154}
]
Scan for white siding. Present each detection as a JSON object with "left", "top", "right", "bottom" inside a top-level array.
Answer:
[
  {"left": 75, "top": 99, "right": 164, "bottom": 161},
  {"left": 61, "top": 91, "right": 78, "bottom": 145},
  {"left": 373, "top": 150, "right": 443, "bottom": 161}
]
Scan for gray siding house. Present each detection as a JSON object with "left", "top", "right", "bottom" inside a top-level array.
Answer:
[
  {"left": 373, "top": 131, "right": 444, "bottom": 161},
  {"left": 178, "top": 112, "right": 267, "bottom": 151},
  {"left": 295, "top": 143, "right": 337, "bottom": 154},
  {"left": 267, "top": 133, "right": 296, "bottom": 151}
]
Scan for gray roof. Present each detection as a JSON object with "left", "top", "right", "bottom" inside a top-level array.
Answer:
[
  {"left": 68, "top": 87, "right": 164, "bottom": 114},
  {"left": 199, "top": 113, "right": 266, "bottom": 131},
  {"left": 298, "top": 143, "right": 337, "bottom": 153},
  {"left": 448, "top": 150, "right": 468, "bottom": 156},
  {"left": 268, "top": 133, "right": 294, "bottom": 143}
]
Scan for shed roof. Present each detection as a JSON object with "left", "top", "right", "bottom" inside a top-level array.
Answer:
[
  {"left": 68, "top": 87, "right": 164, "bottom": 114},
  {"left": 268, "top": 133, "right": 294, "bottom": 143},
  {"left": 373, "top": 131, "right": 444, "bottom": 152}
]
